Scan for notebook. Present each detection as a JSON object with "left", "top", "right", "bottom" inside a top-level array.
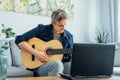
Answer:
[{"left": 70, "top": 43, "right": 115, "bottom": 78}]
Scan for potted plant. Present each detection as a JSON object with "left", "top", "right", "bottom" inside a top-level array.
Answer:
[
  {"left": 0, "top": 24, "right": 15, "bottom": 80},
  {"left": 96, "top": 26, "right": 109, "bottom": 43}
]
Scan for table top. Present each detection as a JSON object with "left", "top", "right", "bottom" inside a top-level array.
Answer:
[
  {"left": 7, "top": 76, "right": 67, "bottom": 80},
  {"left": 6, "top": 76, "right": 120, "bottom": 80}
]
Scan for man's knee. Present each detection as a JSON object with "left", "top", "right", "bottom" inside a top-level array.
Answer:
[
  {"left": 50, "top": 60, "right": 64, "bottom": 71},
  {"left": 50, "top": 60, "right": 64, "bottom": 68}
]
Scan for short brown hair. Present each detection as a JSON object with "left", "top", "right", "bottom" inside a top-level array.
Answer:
[{"left": 51, "top": 9, "right": 68, "bottom": 22}]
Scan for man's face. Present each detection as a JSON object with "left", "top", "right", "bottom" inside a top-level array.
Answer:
[{"left": 52, "top": 19, "right": 67, "bottom": 34}]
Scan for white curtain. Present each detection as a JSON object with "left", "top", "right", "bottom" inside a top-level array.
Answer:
[
  {"left": 109, "top": 0, "right": 119, "bottom": 42},
  {"left": 118, "top": 0, "right": 120, "bottom": 41},
  {"left": 85, "top": 0, "right": 119, "bottom": 43}
]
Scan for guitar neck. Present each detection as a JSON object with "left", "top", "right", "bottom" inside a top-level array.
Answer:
[{"left": 46, "top": 48, "right": 73, "bottom": 55}]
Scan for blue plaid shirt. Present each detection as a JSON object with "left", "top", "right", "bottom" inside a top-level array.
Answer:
[{"left": 15, "top": 24, "right": 73, "bottom": 62}]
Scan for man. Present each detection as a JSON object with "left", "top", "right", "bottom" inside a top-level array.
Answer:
[{"left": 15, "top": 9, "right": 73, "bottom": 76}]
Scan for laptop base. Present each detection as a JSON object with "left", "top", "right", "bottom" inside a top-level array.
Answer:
[
  {"left": 59, "top": 73, "right": 73, "bottom": 80},
  {"left": 60, "top": 73, "right": 111, "bottom": 80}
]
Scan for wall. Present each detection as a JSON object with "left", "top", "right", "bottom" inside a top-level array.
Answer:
[
  {"left": 119, "top": 0, "right": 120, "bottom": 41},
  {"left": 0, "top": 0, "right": 110, "bottom": 43}
]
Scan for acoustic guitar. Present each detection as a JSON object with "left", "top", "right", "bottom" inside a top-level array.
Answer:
[{"left": 21, "top": 37, "right": 72, "bottom": 69}]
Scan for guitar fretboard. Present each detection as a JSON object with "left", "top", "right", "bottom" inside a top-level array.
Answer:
[{"left": 46, "top": 48, "right": 73, "bottom": 55}]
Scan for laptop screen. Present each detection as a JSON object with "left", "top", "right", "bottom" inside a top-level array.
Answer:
[{"left": 70, "top": 43, "right": 115, "bottom": 77}]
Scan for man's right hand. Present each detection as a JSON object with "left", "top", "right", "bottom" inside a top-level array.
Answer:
[{"left": 34, "top": 51, "right": 50, "bottom": 63}]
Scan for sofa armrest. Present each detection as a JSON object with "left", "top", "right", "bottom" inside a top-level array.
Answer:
[
  {"left": 114, "top": 43, "right": 120, "bottom": 67},
  {"left": 9, "top": 40, "right": 23, "bottom": 66}
]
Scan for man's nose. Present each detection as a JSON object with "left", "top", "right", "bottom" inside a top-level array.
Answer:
[
  {"left": 62, "top": 25, "right": 66, "bottom": 28},
  {"left": 60, "top": 25, "right": 66, "bottom": 29}
]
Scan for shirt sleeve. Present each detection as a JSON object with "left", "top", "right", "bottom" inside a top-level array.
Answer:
[
  {"left": 67, "top": 34, "right": 74, "bottom": 48},
  {"left": 15, "top": 24, "right": 43, "bottom": 45},
  {"left": 62, "top": 33, "right": 73, "bottom": 62}
]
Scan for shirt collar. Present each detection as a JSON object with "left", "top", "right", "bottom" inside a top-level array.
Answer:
[{"left": 61, "top": 30, "right": 67, "bottom": 38}]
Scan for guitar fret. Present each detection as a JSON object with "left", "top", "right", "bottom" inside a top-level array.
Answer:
[{"left": 47, "top": 48, "right": 73, "bottom": 55}]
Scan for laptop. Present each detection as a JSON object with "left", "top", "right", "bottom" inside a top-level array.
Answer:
[{"left": 60, "top": 43, "right": 115, "bottom": 79}]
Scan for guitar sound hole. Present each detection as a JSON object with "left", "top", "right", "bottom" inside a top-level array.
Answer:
[{"left": 46, "top": 48, "right": 54, "bottom": 55}]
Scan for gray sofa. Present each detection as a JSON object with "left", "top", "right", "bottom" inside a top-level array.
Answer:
[
  {"left": 0, "top": 39, "right": 120, "bottom": 77},
  {"left": 113, "top": 43, "right": 120, "bottom": 76},
  {"left": 0, "top": 40, "right": 34, "bottom": 77}
]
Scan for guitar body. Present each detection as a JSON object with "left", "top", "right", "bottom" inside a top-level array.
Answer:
[{"left": 21, "top": 37, "right": 63, "bottom": 69}]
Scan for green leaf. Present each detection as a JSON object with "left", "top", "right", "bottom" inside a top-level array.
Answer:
[
  {"left": 0, "top": 0, "right": 2, "bottom": 4},
  {"left": 96, "top": 26, "right": 109, "bottom": 43},
  {"left": 1, "top": 45, "right": 9, "bottom": 50},
  {"left": 1, "top": 24, "right": 16, "bottom": 51},
  {"left": 1, "top": 24, "right": 15, "bottom": 38}
]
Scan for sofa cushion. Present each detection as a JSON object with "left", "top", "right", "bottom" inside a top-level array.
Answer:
[
  {"left": 7, "top": 66, "right": 33, "bottom": 77},
  {"left": 9, "top": 40, "right": 23, "bottom": 66},
  {"left": 113, "top": 67, "right": 120, "bottom": 76},
  {"left": 114, "top": 43, "right": 120, "bottom": 67},
  {"left": 0, "top": 40, "right": 12, "bottom": 66}
]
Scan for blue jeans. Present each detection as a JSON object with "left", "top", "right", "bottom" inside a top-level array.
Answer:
[
  {"left": 63, "top": 62, "right": 71, "bottom": 74},
  {"left": 34, "top": 60, "right": 64, "bottom": 76}
]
